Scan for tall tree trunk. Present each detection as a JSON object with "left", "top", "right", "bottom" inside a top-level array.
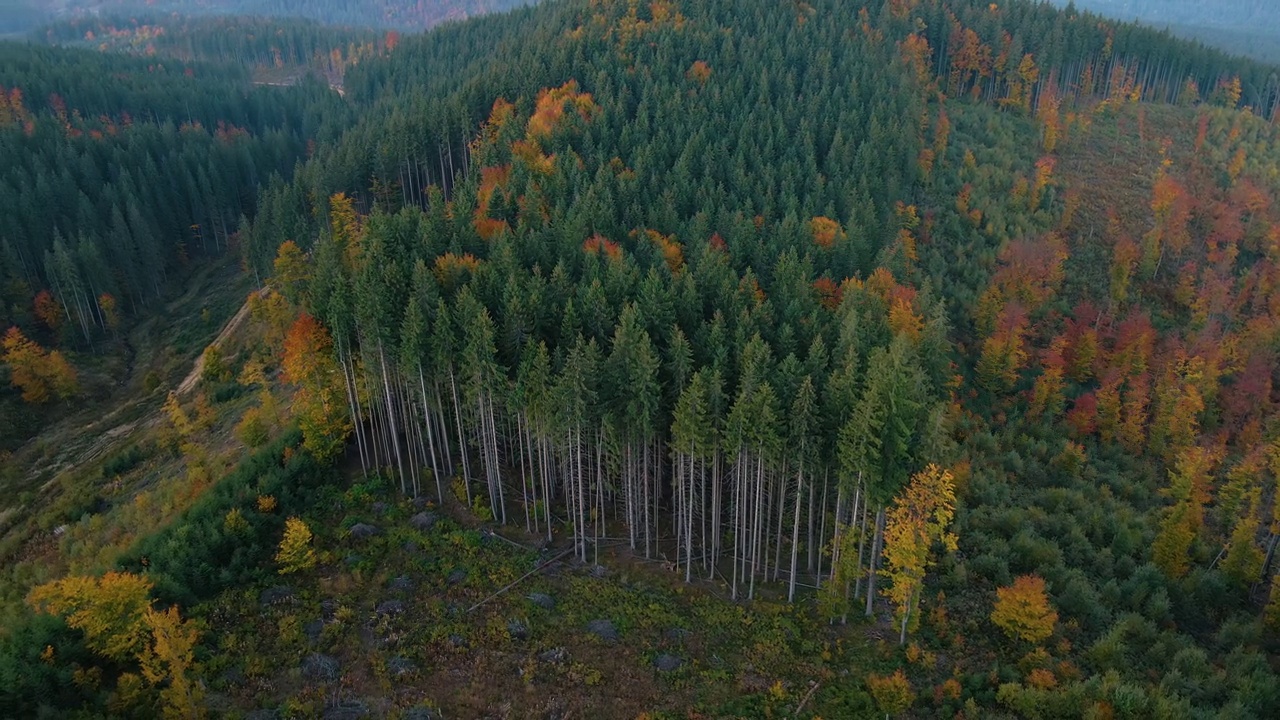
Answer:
[
  {"left": 865, "top": 507, "right": 885, "bottom": 618},
  {"left": 788, "top": 461, "right": 804, "bottom": 603}
]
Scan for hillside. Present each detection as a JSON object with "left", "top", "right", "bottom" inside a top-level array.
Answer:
[
  {"left": 1050, "top": 0, "right": 1280, "bottom": 64},
  {"left": 2, "top": 0, "right": 534, "bottom": 35},
  {"left": 3, "top": 0, "right": 1280, "bottom": 718}
]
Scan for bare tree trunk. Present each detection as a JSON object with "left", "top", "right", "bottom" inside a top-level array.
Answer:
[
  {"left": 788, "top": 461, "right": 804, "bottom": 603},
  {"left": 865, "top": 507, "right": 885, "bottom": 618}
]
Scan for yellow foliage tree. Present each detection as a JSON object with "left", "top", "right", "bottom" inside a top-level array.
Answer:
[
  {"left": 27, "top": 571, "right": 154, "bottom": 662},
  {"left": 867, "top": 669, "right": 915, "bottom": 718},
  {"left": 272, "top": 239, "right": 311, "bottom": 304},
  {"left": 2, "top": 326, "right": 78, "bottom": 403},
  {"left": 881, "top": 464, "right": 958, "bottom": 644},
  {"left": 991, "top": 574, "right": 1058, "bottom": 645},
  {"left": 140, "top": 606, "right": 206, "bottom": 718},
  {"left": 276, "top": 517, "right": 317, "bottom": 574}
]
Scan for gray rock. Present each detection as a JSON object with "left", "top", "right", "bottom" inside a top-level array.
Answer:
[
  {"left": 344, "top": 554, "right": 364, "bottom": 567},
  {"left": 375, "top": 600, "right": 405, "bottom": 616},
  {"left": 663, "top": 628, "right": 691, "bottom": 644},
  {"left": 447, "top": 568, "right": 468, "bottom": 585},
  {"left": 448, "top": 633, "right": 468, "bottom": 649},
  {"left": 371, "top": 501, "right": 389, "bottom": 515},
  {"left": 388, "top": 575, "right": 414, "bottom": 592},
  {"left": 320, "top": 599, "right": 340, "bottom": 618},
  {"left": 304, "top": 619, "right": 325, "bottom": 642},
  {"left": 388, "top": 656, "right": 416, "bottom": 677},
  {"left": 538, "top": 647, "right": 569, "bottom": 664},
  {"left": 591, "top": 564, "right": 608, "bottom": 578},
  {"left": 527, "top": 592, "right": 555, "bottom": 610},
  {"left": 259, "top": 585, "right": 295, "bottom": 606},
  {"left": 323, "top": 699, "right": 369, "bottom": 720},
  {"left": 401, "top": 707, "right": 439, "bottom": 720},
  {"left": 586, "top": 619, "right": 618, "bottom": 643},
  {"left": 411, "top": 496, "right": 431, "bottom": 509},
  {"left": 402, "top": 541, "right": 420, "bottom": 554},
  {"left": 302, "top": 653, "right": 340, "bottom": 681},
  {"left": 653, "top": 653, "right": 683, "bottom": 672},
  {"left": 349, "top": 523, "right": 380, "bottom": 539},
  {"left": 409, "top": 512, "right": 437, "bottom": 531},
  {"left": 507, "top": 618, "right": 530, "bottom": 641}
]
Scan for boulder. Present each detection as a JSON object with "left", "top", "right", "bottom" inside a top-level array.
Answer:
[
  {"left": 409, "top": 512, "right": 437, "bottom": 531},
  {"left": 304, "top": 619, "right": 325, "bottom": 643},
  {"left": 663, "top": 628, "right": 692, "bottom": 644},
  {"left": 586, "top": 619, "right": 619, "bottom": 643},
  {"left": 447, "top": 568, "right": 468, "bottom": 585},
  {"left": 653, "top": 654, "right": 683, "bottom": 672},
  {"left": 375, "top": 600, "right": 405, "bottom": 616},
  {"left": 507, "top": 618, "right": 530, "bottom": 641},
  {"left": 527, "top": 592, "right": 555, "bottom": 610},
  {"left": 349, "top": 523, "right": 380, "bottom": 539},
  {"left": 388, "top": 575, "right": 414, "bottom": 593},
  {"left": 447, "top": 633, "right": 468, "bottom": 649},
  {"left": 320, "top": 599, "right": 340, "bottom": 619}
]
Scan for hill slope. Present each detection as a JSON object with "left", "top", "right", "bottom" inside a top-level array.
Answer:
[{"left": 4, "top": 0, "right": 1280, "bottom": 718}]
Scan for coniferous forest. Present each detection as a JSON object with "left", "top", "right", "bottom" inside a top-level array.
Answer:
[{"left": 3, "top": 0, "right": 1280, "bottom": 717}]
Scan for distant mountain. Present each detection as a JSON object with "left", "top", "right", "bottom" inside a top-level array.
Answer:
[
  {"left": 2, "top": 0, "right": 535, "bottom": 33},
  {"left": 1053, "top": 0, "right": 1280, "bottom": 64}
]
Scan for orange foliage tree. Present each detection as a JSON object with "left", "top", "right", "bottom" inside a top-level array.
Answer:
[
  {"left": 686, "top": 60, "right": 711, "bottom": 85},
  {"left": 34, "top": 290, "right": 62, "bottom": 331},
  {"left": 867, "top": 669, "right": 915, "bottom": 717},
  {"left": 2, "top": 326, "right": 78, "bottom": 403},
  {"left": 810, "top": 216, "right": 843, "bottom": 248},
  {"left": 991, "top": 574, "right": 1058, "bottom": 645},
  {"left": 283, "top": 313, "right": 352, "bottom": 462}
]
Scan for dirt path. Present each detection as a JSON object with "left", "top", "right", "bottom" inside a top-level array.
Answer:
[{"left": 176, "top": 288, "right": 265, "bottom": 396}]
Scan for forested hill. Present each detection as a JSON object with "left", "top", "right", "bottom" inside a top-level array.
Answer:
[
  {"left": 5, "top": 0, "right": 1280, "bottom": 717},
  {"left": 35, "top": 15, "right": 398, "bottom": 87},
  {"left": 2, "top": 0, "right": 534, "bottom": 34},
  {"left": 236, "top": 0, "right": 1280, "bottom": 715},
  {"left": 0, "top": 41, "right": 348, "bottom": 447},
  {"left": 1050, "top": 0, "right": 1280, "bottom": 64}
]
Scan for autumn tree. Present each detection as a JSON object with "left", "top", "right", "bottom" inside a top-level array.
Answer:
[
  {"left": 881, "top": 464, "right": 958, "bottom": 644},
  {"left": 276, "top": 517, "right": 317, "bottom": 574},
  {"left": 28, "top": 572, "right": 203, "bottom": 717},
  {"left": 1151, "top": 445, "right": 1219, "bottom": 577},
  {"left": 2, "top": 326, "right": 78, "bottom": 403},
  {"left": 27, "top": 572, "right": 154, "bottom": 662},
  {"left": 1220, "top": 491, "right": 1263, "bottom": 588},
  {"left": 991, "top": 574, "right": 1058, "bottom": 645},
  {"left": 272, "top": 240, "right": 310, "bottom": 304},
  {"left": 868, "top": 669, "right": 915, "bottom": 718},
  {"left": 140, "top": 606, "right": 205, "bottom": 718},
  {"left": 282, "top": 313, "right": 351, "bottom": 461}
]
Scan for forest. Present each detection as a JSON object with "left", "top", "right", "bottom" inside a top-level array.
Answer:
[
  {"left": 1051, "top": 0, "right": 1280, "bottom": 64},
  {"left": 2, "top": 0, "right": 1280, "bottom": 717},
  {"left": 1, "top": 0, "right": 533, "bottom": 35}
]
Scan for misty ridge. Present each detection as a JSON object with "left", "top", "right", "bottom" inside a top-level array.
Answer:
[{"left": 1, "top": 0, "right": 536, "bottom": 34}]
